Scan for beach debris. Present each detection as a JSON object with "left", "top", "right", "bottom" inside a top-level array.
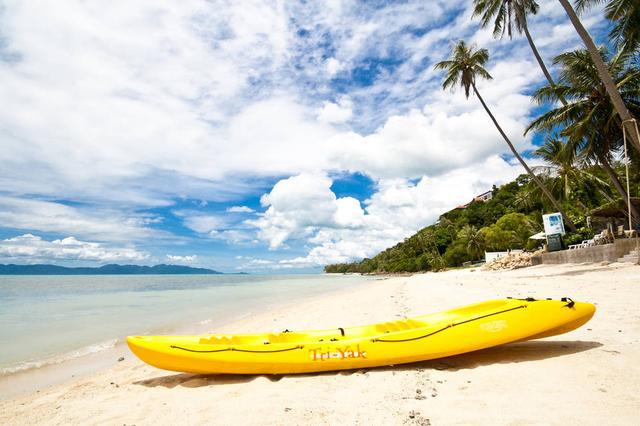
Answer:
[
  {"left": 405, "top": 410, "right": 431, "bottom": 425},
  {"left": 118, "top": 357, "right": 125, "bottom": 362},
  {"left": 482, "top": 251, "right": 541, "bottom": 271}
]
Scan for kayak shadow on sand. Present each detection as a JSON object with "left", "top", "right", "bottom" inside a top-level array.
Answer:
[{"left": 132, "top": 339, "right": 602, "bottom": 389}]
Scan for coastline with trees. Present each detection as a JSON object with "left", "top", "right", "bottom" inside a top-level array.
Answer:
[{"left": 326, "top": 0, "right": 639, "bottom": 274}]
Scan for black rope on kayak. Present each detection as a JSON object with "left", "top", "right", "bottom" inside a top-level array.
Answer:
[
  {"left": 169, "top": 345, "right": 304, "bottom": 353},
  {"left": 338, "top": 327, "right": 345, "bottom": 336},
  {"left": 508, "top": 297, "right": 537, "bottom": 302},
  {"left": 371, "top": 305, "right": 527, "bottom": 343},
  {"left": 561, "top": 297, "right": 575, "bottom": 308}
]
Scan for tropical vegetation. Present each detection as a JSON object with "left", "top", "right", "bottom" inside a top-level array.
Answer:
[
  {"left": 324, "top": 0, "right": 639, "bottom": 274},
  {"left": 434, "top": 40, "right": 577, "bottom": 231}
]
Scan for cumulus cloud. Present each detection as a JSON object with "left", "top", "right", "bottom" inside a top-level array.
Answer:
[
  {"left": 317, "top": 96, "right": 353, "bottom": 124},
  {"left": 247, "top": 173, "right": 365, "bottom": 249},
  {"left": 0, "top": 234, "right": 149, "bottom": 263},
  {"left": 249, "top": 156, "right": 524, "bottom": 266}
]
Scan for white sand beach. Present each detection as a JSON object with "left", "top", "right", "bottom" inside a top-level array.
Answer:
[{"left": 1, "top": 262, "right": 639, "bottom": 425}]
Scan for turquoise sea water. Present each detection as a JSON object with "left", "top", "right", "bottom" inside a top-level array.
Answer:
[{"left": 0, "top": 274, "right": 372, "bottom": 374}]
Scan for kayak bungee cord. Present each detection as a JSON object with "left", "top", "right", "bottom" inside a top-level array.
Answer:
[
  {"left": 169, "top": 345, "right": 305, "bottom": 353},
  {"left": 127, "top": 298, "right": 595, "bottom": 374},
  {"left": 170, "top": 304, "right": 530, "bottom": 351},
  {"left": 372, "top": 304, "right": 527, "bottom": 343}
]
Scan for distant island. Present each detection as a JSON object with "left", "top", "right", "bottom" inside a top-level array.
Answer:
[{"left": 0, "top": 264, "right": 223, "bottom": 275}]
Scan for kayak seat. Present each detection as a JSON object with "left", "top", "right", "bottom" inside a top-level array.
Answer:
[{"left": 375, "top": 319, "right": 425, "bottom": 334}]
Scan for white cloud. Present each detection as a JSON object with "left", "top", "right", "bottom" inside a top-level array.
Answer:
[
  {"left": 0, "top": 196, "right": 161, "bottom": 242},
  {"left": 247, "top": 173, "right": 365, "bottom": 249},
  {"left": 328, "top": 58, "right": 540, "bottom": 178},
  {"left": 324, "top": 57, "right": 344, "bottom": 76},
  {"left": 0, "top": 0, "right": 569, "bottom": 209},
  {"left": 174, "top": 210, "right": 225, "bottom": 234},
  {"left": 0, "top": 234, "right": 149, "bottom": 263},
  {"left": 0, "top": 0, "right": 611, "bottom": 266},
  {"left": 250, "top": 156, "right": 524, "bottom": 266},
  {"left": 208, "top": 229, "right": 257, "bottom": 245},
  {"left": 166, "top": 254, "right": 197, "bottom": 263},
  {"left": 226, "top": 206, "right": 255, "bottom": 213},
  {"left": 317, "top": 96, "right": 353, "bottom": 124}
]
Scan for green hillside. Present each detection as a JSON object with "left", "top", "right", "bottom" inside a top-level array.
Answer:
[{"left": 325, "top": 164, "right": 638, "bottom": 274}]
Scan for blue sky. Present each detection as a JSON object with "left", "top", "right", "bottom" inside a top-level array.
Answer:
[{"left": 0, "top": 0, "right": 609, "bottom": 272}]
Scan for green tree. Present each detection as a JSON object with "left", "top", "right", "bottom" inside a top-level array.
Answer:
[
  {"left": 514, "top": 185, "right": 536, "bottom": 211},
  {"left": 576, "top": 0, "right": 640, "bottom": 54},
  {"left": 425, "top": 250, "right": 447, "bottom": 271},
  {"left": 457, "top": 225, "right": 485, "bottom": 260},
  {"left": 472, "top": 0, "right": 567, "bottom": 105},
  {"left": 534, "top": 137, "right": 609, "bottom": 209},
  {"left": 480, "top": 224, "right": 514, "bottom": 251},
  {"left": 495, "top": 212, "right": 537, "bottom": 248},
  {"left": 527, "top": 48, "right": 640, "bottom": 223},
  {"left": 434, "top": 40, "right": 577, "bottom": 231},
  {"left": 557, "top": 0, "right": 640, "bottom": 153},
  {"left": 443, "top": 241, "right": 472, "bottom": 266}
]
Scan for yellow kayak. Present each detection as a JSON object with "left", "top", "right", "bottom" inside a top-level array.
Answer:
[{"left": 127, "top": 297, "right": 595, "bottom": 374}]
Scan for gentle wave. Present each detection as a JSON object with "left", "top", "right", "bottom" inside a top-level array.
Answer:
[{"left": 0, "top": 338, "right": 119, "bottom": 376}]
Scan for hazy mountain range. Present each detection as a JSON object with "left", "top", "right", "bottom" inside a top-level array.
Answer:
[{"left": 0, "top": 264, "right": 223, "bottom": 275}]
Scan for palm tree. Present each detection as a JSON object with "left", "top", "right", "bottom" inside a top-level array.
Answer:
[
  {"left": 576, "top": 0, "right": 640, "bottom": 54},
  {"left": 458, "top": 225, "right": 485, "bottom": 260},
  {"left": 472, "top": 0, "right": 567, "bottom": 105},
  {"left": 437, "top": 217, "right": 457, "bottom": 241},
  {"left": 434, "top": 40, "right": 577, "bottom": 231},
  {"left": 534, "top": 137, "right": 609, "bottom": 213},
  {"left": 425, "top": 250, "right": 446, "bottom": 271},
  {"left": 514, "top": 186, "right": 536, "bottom": 210},
  {"left": 557, "top": 0, "right": 640, "bottom": 153},
  {"left": 527, "top": 48, "right": 640, "bottom": 223},
  {"left": 534, "top": 137, "right": 608, "bottom": 201}
]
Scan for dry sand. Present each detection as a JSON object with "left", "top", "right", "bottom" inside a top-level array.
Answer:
[{"left": 1, "top": 262, "right": 639, "bottom": 425}]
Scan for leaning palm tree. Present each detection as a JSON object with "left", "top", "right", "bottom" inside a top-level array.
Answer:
[
  {"left": 434, "top": 40, "right": 577, "bottom": 231},
  {"left": 557, "top": 0, "right": 640, "bottom": 153},
  {"left": 527, "top": 48, "right": 640, "bottom": 222},
  {"left": 576, "top": 0, "right": 640, "bottom": 54},
  {"left": 472, "top": 0, "right": 567, "bottom": 105}
]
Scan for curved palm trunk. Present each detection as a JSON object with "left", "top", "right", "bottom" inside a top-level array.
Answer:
[
  {"left": 558, "top": 0, "right": 640, "bottom": 154},
  {"left": 598, "top": 154, "right": 640, "bottom": 224},
  {"left": 471, "top": 82, "right": 578, "bottom": 232},
  {"left": 521, "top": 19, "right": 568, "bottom": 106}
]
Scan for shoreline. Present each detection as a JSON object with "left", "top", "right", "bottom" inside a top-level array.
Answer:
[
  {"left": 0, "top": 275, "right": 375, "bottom": 400},
  {"left": 1, "top": 262, "right": 639, "bottom": 424}
]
